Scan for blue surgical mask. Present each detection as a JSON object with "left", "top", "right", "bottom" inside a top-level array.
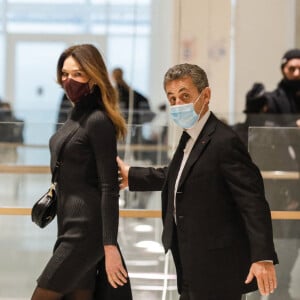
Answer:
[{"left": 170, "top": 94, "right": 202, "bottom": 129}]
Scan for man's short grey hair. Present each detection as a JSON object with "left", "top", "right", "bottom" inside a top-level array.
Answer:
[{"left": 163, "top": 63, "right": 209, "bottom": 92}]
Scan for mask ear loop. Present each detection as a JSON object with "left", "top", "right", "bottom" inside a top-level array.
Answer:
[
  {"left": 193, "top": 92, "right": 203, "bottom": 121},
  {"left": 194, "top": 89, "right": 209, "bottom": 121}
]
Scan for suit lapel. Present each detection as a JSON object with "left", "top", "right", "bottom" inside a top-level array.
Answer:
[{"left": 177, "top": 113, "right": 218, "bottom": 189}]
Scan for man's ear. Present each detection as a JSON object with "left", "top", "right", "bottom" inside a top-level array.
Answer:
[{"left": 203, "top": 87, "right": 211, "bottom": 104}]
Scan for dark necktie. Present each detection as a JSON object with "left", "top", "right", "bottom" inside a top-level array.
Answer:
[
  {"left": 170, "top": 131, "right": 190, "bottom": 176},
  {"left": 178, "top": 131, "right": 190, "bottom": 154},
  {"left": 162, "top": 131, "right": 190, "bottom": 250}
]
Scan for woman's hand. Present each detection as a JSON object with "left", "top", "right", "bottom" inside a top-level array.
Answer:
[{"left": 104, "top": 245, "right": 128, "bottom": 288}]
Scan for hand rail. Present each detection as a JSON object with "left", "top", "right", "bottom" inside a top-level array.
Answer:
[
  {"left": 261, "top": 171, "right": 300, "bottom": 180},
  {"left": 0, "top": 165, "right": 50, "bottom": 173},
  {"left": 0, "top": 142, "right": 170, "bottom": 151},
  {"left": 0, "top": 207, "right": 299, "bottom": 219},
  {"left": 1, "top": 165, "right": 300, "bottom": 179},
  {"left": 0, "top": 207, "right": 161, "bottom": 218}
]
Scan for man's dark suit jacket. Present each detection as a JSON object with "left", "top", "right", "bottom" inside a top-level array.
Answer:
[{"left": 129, "top": 113, "right": 278, "bottom": 298}]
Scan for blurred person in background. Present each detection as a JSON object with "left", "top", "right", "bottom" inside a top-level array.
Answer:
[
  {"left": 0, "top": 100, "right": 24, "bottom": 144},
  {"left": 111, "top": 67, "right": 154, "bottom": 125},
  {"left": 111, "top": 67, "right": 155, "bottom": 161},
  {"left": 0, "top": 100, "right": 24, "bottom": 163},
  {"left": 264, "top": 49, "right": 300, "bottom": 126}
]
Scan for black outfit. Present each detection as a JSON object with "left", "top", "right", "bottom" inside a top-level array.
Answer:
[
  {"left": 37, "top": 89, "right": 122, "bottom": 294},
  {"left": 116, "top": 84, "right": 154, "bottom": 125},
  {"left": 116, "top": 83, "right": 155, "bottom": 161},
  {"left": 265, "top": 79, "right": 300, "bottom": 126},
  {"left": 0, "top": 106, "right": 24, "bottom": 143},
  {"left": 129, "top": 113, "right": 278, "bottom": 299}
]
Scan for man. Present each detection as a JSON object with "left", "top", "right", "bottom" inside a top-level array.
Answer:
[
  {"left": 117, "top": 64, "right": 278, "bottom": 300},
  {"left": 111, "top": 67, "right": 155, "bottom": 162},
  {"left": 111, "top": 67, "right": 155, "bottom": 125},
  {"left": 266, "top": 48, "right": 300, "bottom": 126}
]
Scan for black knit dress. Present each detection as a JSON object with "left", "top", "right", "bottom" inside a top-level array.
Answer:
[{"left": 37, "top": 89, "right": 120, "bottom": 294}]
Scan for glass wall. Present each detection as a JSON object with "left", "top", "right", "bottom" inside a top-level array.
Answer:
[
  {"left": 0, "top": 121, "right": 174, "bottom": 299},
  {"left": 247, "top": 127, "right": 300, "bottom": 300}
]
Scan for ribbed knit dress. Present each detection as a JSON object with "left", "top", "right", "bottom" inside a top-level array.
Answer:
[{"left": 37, "top": 89, "right": 120, "bottom": 294}]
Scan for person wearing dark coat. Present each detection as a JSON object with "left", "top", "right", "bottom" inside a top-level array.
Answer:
[
  {"left": 111, "top": 67, "right": 155, "bottom": 161},
  {"left": 264, "top": 48, "right": 300, "bottom": 126},
  {"left": 31, "top": 44, "right": 132, "bottom": 300},
  {"left": 0, "top": 101, "right": 24, "bottom": 143},
  {"left": 117, "top": 63, "right": 278, "bottom": 300},
  {"left": 111, "top": 67, "right": 154, "bottom": 125}
]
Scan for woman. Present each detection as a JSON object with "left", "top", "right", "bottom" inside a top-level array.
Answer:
[{"left": 32, "top": 44, "right": 130, "bottom": 300}]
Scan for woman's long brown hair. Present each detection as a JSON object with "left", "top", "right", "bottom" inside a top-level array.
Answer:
[{"left": 57, "top": 44, "right": 127, "bottom": 140}]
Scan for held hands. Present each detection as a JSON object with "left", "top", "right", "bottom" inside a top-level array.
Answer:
[
  {"left": 104, "top": 245, "right": 128, "bottom": 288},
  {"left": 116, "top": 156, "right": 130, "bottom": 190},
  {"left": 245, "top": 261, "right": 277, "bottom": 296}
]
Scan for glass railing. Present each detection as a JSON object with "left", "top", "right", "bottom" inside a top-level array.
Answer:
[
  {"left": 0, "top": 120, "right": 177, "bottom": 300},
  {"left": 246, "top": 126, "right": 300, "bottom": 300},
  {"left": 1, "top": 120, "right": 300, "bottom": 299}
]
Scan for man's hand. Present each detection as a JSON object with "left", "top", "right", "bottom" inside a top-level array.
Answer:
[
  {"left": 245, "top": 261, "right": 277, "bottom": 296},
  {"left": 104, "top": 245, "right": 128, "bottom": 288},
  {"left": 116, "top": 156, "right": 130, "bottom": 190}
]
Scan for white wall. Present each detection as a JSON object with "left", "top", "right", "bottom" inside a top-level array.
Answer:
[
  {"left": 167, "top": 0, "right": 297, "bottom": 124},
  {"left": 165, "top": 0, "right": 232, "bottom": 147},
  {"left": 149, "top": 0, "right": 176, "bottom": 111},
  {"left": 170, "top": 0, "right": 232, "bottom": 121}
]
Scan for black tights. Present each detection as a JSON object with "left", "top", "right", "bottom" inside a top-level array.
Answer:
[{"left": 31, "top": 287, "right": 93, "bottom": 300}]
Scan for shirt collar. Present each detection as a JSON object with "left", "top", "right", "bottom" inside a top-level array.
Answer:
[{"left": 186, "top": 110, "right": 211, "bottom": 141}]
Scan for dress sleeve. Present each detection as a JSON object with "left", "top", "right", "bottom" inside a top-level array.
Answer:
[{"left": 87, "top": 111, "right": 119, "bottom": 245}]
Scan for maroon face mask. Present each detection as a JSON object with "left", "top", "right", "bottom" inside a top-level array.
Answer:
[{"left": 62, "top": 78, "right": 91, "bottom": 104}]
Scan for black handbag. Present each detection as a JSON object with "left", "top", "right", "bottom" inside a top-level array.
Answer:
[
  {"left": 31, "top": 124, "right": 80, "bottom": 228},
  {"left": 31, "top": 183, "right": 57, "bottom": 228}
]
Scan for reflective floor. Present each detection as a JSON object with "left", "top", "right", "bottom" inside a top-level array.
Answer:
[
  {"left": 1, "top": 174, "right": 300, "bottom": 300},
  {"left": 0, "top": 172, "right": 178, "bottom": 299}
]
